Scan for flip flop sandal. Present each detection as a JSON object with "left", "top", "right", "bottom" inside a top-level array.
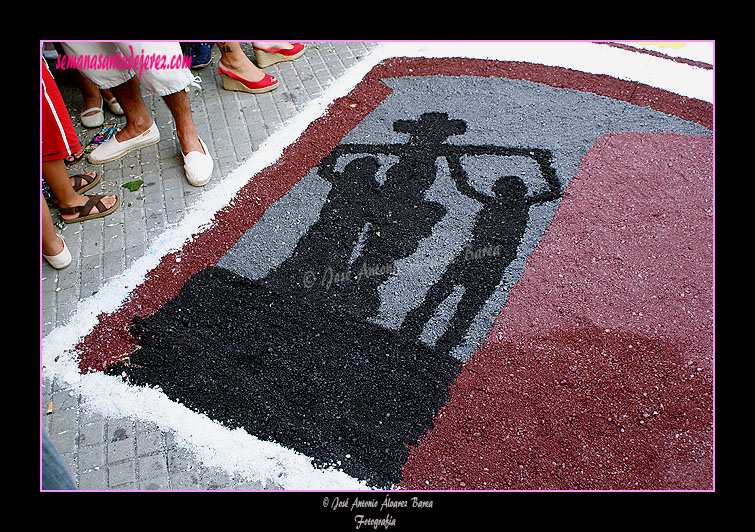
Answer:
[
  {"left": 58, "top": 194, "right": 119, "bottom": 223},
  {"left": 46, "top": 173, "right": 101, "bottom": 207},
  {"left": 64, "top": 147, "right": 86, "bottom": 166}
]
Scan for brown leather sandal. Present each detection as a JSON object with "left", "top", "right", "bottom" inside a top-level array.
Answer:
[
  {"left": 58, "top": 194, "right": 119, "bottom": 223},
  {"left": 47, "top": 172, "right": 101, "bottom": 207},
  {"left": 69, "top": 172, "right": 101, "bottom": 195}
]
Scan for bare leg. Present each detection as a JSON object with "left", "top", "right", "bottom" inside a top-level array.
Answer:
[
  {"left": 43, "top": 159, "right": 117, "bottom": 222},
  {"left": 41, "top": 195, "right": 64, "bottom": 257},
  {"left": 100, "top": 88, "right": 118, "bottom": 106},
  {"left": 162, "top": 90, "right": 203, "bottom": 155},
  {"left": 108, "top": 76, "right": 154, "bottom": 143},
  {"left": 72, "top": 70, "right": 103, "bottom": 121},
  {"left": 216, "top": 42, "right": 266, "bottom": 82}
]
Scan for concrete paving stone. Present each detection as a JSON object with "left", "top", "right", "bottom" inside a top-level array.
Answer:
[
  {"left": 200, "top": 468, "right": 235, "bottom": 490},
  {"left": 54, "top": 287, "right": 78, "bottom": 311},
  {"left": 55, "top": 303, "right": 77, "bottom": 328},
  {"left": 103, "top": 229, "right": 125, "bottom": 252},
  {"left": 140, "top": 478, "right": 169, "bottom": 490},
  {"left": 51, "top": 387, "right": 78, "bottom": 411},
  {"left": 80, "top": 280, "right": 101, "bottom": 300},
  {"left": 49, "top": 423, "right": 77, "bottom": 455},
  {"left": 230, "top": 479, "right": 265, "bottom": 490},
  {"left": 102, "top": 251, "right": 125, "bottom": 279},
  {"left": 166, "top": 446, "right": 194, "bottom": 472},
  {"left": 79, "top": 253, "right": 101, "bottom": 270},
  {"left": 107, "top": 423, "right": 136, "bottom": 463},
  {"left": 108, "top": 460, "right": 136, "bottom": 487},
  {"left": 42, "top": 307, "right": 55, "bottom": 330},
  {"left": 136, "top": 429, "right": 165, "bottom": 457},
  {"left": 138, "top": 454, "right": 169, "bottom": 481},
  {"left": 80, "top": 229, "right": 102, "bottom": 257},
  {"left": 79, "top": 418, "right": 106, "bottom": 448},
  {"left": 78, "top": 467, "right": 107, "bottom": 490},
  {"left": 78, "top": 443, "right": 106, "bottom": 471},
  {"left": 112, "top": 482, "right": 138, "bottom": 490},
  {"left": 168, "top": 470, "right": 203, "bottom": 490}
]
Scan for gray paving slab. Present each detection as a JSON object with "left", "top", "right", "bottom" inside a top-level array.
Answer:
[{"left": 40, "top": 41, "right": 380, "bottom": 491}]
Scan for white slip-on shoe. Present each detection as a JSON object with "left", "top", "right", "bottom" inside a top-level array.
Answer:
[
  {"left": 105, "top": 96, "right": 124, "bottom": 115},
  {"left": 183, "top": 136, "right": 214, "bottom": 186},
  {"left": 87, "top": 121, "right": 160, "bottom": 164},
  {"left": 43, "top": 237, "right": 72, "bottom": 270},
  {"left": 80, "top": 98, "right": 104, "bottom": 128}
]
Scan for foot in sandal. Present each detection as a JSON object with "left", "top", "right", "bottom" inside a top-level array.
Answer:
[
  {"left": 58, "top": 193, "right": 119, "bottom": 223},
  {"left": 252, "top": 42, "right": 305, "bottom": 68},
  {"left": 47, "top": 172, "right": 102, "bottom": 206}
]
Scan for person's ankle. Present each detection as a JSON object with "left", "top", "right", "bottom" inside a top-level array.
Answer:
[
  {"left": 218, "top": 58, "right": 264, "bottom": 82},
  {"left": 82, "top": 94, "right": 102, "bottom": 110},
  {"left": 178, "top": 128, "right": 202, "bottom": 155},
  {"left": 117, "top": 117, "right": 153, "bottom": 141},
  {"left": 42, "top": 235, "right": 64, "bottom": 256},
  {"left": 218, "top": 56, "right": 245, "bottom": 72}
]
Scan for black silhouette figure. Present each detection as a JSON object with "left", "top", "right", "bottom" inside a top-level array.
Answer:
[
  {"left": 400, "top": 176, "right": 531, "bottom": 354},
  {"left": 346, "top": 113, "right": 467, "bottom": 309},
  {"left": 260, "top": 156, "right": 383, "bottom": 313}
]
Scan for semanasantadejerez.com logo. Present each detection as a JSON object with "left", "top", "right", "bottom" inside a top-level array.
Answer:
[{"left": 54, "top": 45, "right": 192, "bottom": 78}]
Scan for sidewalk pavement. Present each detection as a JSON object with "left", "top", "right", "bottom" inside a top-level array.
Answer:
[{"left": 40, "top": 41, "right": 380, "bottom": 490}]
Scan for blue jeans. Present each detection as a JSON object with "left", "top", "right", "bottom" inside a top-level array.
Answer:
[{"left": 42, "top": 429, "right": 76, "bottom": 490}]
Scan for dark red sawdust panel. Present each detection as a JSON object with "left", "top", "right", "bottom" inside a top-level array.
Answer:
[{"left": 399, "top": 132, "right": 714, "bottom": 490}]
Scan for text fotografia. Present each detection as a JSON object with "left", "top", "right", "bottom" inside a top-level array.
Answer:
[
  {"left": 324, "top": 494, "right": 433, "bottom": 529},
  {"left": 55, "top": 46, "right": 191, "bottom": 78}
]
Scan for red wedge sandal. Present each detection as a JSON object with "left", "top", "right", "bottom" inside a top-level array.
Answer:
[{"left": 253, "top": 42, "right": 305, "bottom": 68}]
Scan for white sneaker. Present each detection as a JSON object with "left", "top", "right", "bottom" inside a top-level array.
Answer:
[
  {"left": 183, "top": 136, "right": 214, "bottom": 186},
  {"left": 87, "top": 122, "right": 160, "bottom": 164}
]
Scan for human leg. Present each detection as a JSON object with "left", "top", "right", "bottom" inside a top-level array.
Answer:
[
  {"left": 163, "top": 89, "right": 213, "bottom": 186},
  {"left": 72, "top": 70, "right": 104, "bottom": 128},
  {"left": 42, "top": 429, "right": 77, "bottom": 490},
  {"left": 216, "top": 42, "right": 278, "bottom": 93},
  {"left": 85, "top": 74, "right": 160, "bottom": 164},
  {"left": 108, "top": 75, "right": 154, "bottom": 142},
  {"left": 41, "top": 194, "right": 71, "bottom": 269},
  {"left": 162, "top": 89, "right": 202, "bottom": 155},
  {"left": 217, "top": 42, "right": 266, "bottom": 82},
  {"left": 43, "top": 159, "right": 118, "bottom": 223}
]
